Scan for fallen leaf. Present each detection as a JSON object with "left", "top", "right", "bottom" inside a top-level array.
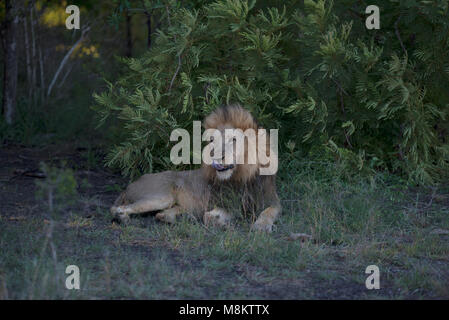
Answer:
[
  {"left": 288, "top": 232, "right": 312, "bottom": 242},
  {"left": 430, "top": 228, "right": 449, "bottom": 235},
  {"left": 110, "top": 222, "right": 121, "bottom": 229},
  {"left": 9, "top": 216, "right": 26, "bottom": 221},
  {"left": 129, "top": 239, "right": 157, "bottom": 247}
]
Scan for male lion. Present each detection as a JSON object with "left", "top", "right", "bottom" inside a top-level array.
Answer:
[{"left": 110, "top": 104, "right": 281, "bottom": 232}]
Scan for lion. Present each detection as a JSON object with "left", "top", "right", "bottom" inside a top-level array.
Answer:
[{"left": 110, "top": 104, "right": 281, "bottom": 232}]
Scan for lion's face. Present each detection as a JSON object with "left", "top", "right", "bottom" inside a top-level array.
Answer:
[
  {"left": 208, "top": 124, "right": 241, "bottom": 181},
  {"left": 203, "top": 105, "right": 259, "bottom": 183}
]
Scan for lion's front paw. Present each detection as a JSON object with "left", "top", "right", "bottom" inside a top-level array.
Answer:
[
  {"left": 251, "top": 217, "right": 273, "bottom": 233},
  {"left": 203, "top": 208, "right": 231, "bottom": 228},
  {"left": 110, "top": 206, "right": 130, "bottom": 225},
  {"left": 155, "top": 211, "right": 176, "bottom": 224},
  {"left": 111, "top": 213, "right": 130, "bottom": 225}
]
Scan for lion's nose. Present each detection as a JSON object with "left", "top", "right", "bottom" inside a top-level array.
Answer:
[{"left": 211, "top": 155, "right": 225, "bottom": 162}]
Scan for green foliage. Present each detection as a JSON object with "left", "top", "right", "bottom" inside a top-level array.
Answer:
[{"left": 93, "top": 0, "right": 449, "bottom": 183}]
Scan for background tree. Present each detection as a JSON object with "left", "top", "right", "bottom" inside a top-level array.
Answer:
[
  {"left": 1, "top": 0, "right": 21, "bottom": 124},
  {"left": 0, "top": 0, "right": 158, "bottom": 143}
]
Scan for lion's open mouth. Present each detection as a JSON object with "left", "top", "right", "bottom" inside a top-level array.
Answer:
[{"left": 212, "top": 162, "right": 235, "bottom": 172}]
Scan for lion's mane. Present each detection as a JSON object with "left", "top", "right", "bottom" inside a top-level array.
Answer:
[{"left": 202, "top": 104, "right": 264, "bottom": 184}]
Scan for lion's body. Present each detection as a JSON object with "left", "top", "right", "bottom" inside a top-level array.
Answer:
[
  {"left": 113, "top": 169, "right": 208, "bottom": 217},
  {"left": 111, "top": 105, "right": 281, "bottom": 232}
]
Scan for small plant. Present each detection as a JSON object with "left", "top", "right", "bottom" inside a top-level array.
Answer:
[
  {"left": 35, "top": 162, "right": 78, "bottom": 214},
  {"left": 28, "top": 163, "right": 79, "bottom": 299}
]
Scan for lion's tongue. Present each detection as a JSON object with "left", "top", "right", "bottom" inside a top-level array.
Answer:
[{"left": 212, "top": 161, "right": 225, "bottom": 170}]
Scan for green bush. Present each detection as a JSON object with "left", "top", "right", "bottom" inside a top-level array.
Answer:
[{"left": 93, "top": 0, "right": 449, "bottom": 183}]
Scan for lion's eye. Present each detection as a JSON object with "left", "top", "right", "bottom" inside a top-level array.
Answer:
[
  {"left": 210, "top": 136, "right": 214, "bottom": 142},
  {"left": 232, "top": 137, "right": 236, "bottom": 143}
]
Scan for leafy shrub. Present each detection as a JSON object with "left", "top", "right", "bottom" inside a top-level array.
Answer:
[{"left": 93, "top": 0, "right": 449, "bottom": 183}]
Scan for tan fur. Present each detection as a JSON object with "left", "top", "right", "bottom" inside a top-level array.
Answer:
[{"left": 111, "top": 104, "right": 281, "bottom": 232}]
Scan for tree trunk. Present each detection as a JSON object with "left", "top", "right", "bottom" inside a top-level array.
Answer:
[
  {"left": 38, "top": 43, "right": 45, "bottom": 104},
  {"left": 126, "top": 11, "right": 132, "bottom": 57},
  {"left": 2, "top": 0, "right": 20, "bottom": 125},
  {"left": 47, "top": 27, "right": 90, "bottom": 97},
  {"left": 146, "top": 13, "right": 152, "bottom": 49},
  {"left": 23, "top": 15, "right": 32, "bottom": 101},
  {"left": 30, "top": 3, "right": 37, "bottom": 106}
]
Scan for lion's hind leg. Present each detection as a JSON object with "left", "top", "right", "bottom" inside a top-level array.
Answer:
[
  {"left": 251, "top": 206, "right": 281, "bottom": 233},
  {"left": 111, "top": 194, "right": 175, "bottom": 224}
]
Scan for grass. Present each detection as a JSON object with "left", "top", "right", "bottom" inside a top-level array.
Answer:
[{"left": 0, "top": 154, "right": 448, "bottom": 299}]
